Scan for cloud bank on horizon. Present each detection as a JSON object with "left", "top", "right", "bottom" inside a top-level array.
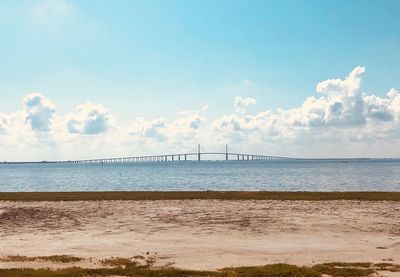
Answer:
[{"left": 1, "top": 66, "right": 400, "bottom": 160}]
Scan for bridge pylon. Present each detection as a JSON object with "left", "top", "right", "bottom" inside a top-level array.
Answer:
[{"left": 198, "top": 144, "right": 201, "bottom": 161}]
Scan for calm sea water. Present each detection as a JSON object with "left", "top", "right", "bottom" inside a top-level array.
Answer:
[{"left": 0, "top": 160, "right": 400, "bottom": 192}]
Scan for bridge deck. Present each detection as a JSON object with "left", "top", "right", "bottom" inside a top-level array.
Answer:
[{"left": 1, "top": 152, "right": 297, "bottom": 165}]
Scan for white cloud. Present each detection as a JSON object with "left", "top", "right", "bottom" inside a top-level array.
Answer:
[
  {"left": 23, "top": 93, "right": 56, "bottom": 132},
  {"left": 0, "top": 113, "right": 10, "bottom": 134},
  {"left": 387, "top": 88, "right": 400, "bottom": 121},
  {"left": 211, "top": 67, "right": 400, "bottom": 156},
  {"left": 130, "top": 117, "right": 167, "bottom": 142},
  {"left": 129, "top": 108, "right": 206, "bottom": 145},
  {"left": 286, "top": 66, "right": 398, "bottom": 128},
  {"left": 316, "top": 66, "right": 365, "bottom": 96},
  {"left": 66, "top": 102, "right": 115, "bottom": 135},
  {"left": 168, "top": 110, "right": 206, "bottom": 139},
  {"left": 234, "top": 96, "right": 256, "bottom": 113}
]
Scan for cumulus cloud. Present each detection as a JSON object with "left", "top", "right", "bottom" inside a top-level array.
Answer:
[
  {"left": 66, "top": 102, "right": 114, "bottom": 135},
  {"left": 129, "top": 108, "right": 207, "bottom": 144},
  {"left": 316, "top": 66, "right": 365, "bottom": 96},
  {"left": 283, "top": 66, "right": 398, "bottom": 128},
  {"left": 212, "top": 66, "right": 400, "bottom": 151},
  {"left": 0, "top": 113, "right": 9, "bottom": 134},
  {"left": 387, "top": 88, "right": 400, "bottom": 121},
  {"left": 168, "top": 110, "right": 206, "bottom": 139},
  {"left": 23, "top": 93, "right": 56, "bottom": 132},
  {"left": 130, "top": 117, "right": 167, "bottom": 142},
  {"left": 234, "top": 96, "right": 256, "bottom": 113}
]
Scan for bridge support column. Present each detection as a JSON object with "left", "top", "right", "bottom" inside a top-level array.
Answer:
[{"left": 198, "top": 144, "right": 201, "bottom": 161}]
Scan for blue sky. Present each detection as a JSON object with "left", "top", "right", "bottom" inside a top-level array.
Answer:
[{"left": 1, "top": 0, "right": 400, "bottom": 159}]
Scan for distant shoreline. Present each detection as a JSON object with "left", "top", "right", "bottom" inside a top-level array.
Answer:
[{"left": 1, "top": 191, "right": 400, "bottom": 201}]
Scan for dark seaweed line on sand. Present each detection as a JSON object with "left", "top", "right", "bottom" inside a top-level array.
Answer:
[{"left": 0, "top": 191, "right": 400, "bottom": 201}]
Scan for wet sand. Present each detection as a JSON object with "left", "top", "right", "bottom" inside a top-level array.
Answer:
[{"left": 0, "top": 200, "right": 400, "bottom": 270}]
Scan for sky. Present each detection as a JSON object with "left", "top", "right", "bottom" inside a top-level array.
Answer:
[{"left": 1, "top": 0, "right": 400, "bottom": 161}]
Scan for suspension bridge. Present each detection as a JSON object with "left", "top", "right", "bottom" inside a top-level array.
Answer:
[{"left": 1, "top": 145, "right": 298, "bottom": 164}]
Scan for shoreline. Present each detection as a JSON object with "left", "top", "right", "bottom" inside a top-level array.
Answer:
[{"left": 1, "top": 191, "right": 400, "bottom": 201}]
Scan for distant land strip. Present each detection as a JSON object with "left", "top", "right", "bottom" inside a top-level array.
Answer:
[{"left": 0, "top": 191, "right": 400, "bottom": 201}]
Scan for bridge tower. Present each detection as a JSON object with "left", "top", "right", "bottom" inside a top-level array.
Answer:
[
  {"left": 226, "top": 144, "right": 228, "bottom": 161},
  {"left": 198, "top": 144, "right": 201, "bottom": 161}
]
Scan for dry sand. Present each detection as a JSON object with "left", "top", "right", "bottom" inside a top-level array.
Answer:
[{"left": 0, "top": 200, "right": 399, "bottom": 270}]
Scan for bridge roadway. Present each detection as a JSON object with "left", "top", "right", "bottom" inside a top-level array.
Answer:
[{"left": 1, "top": 152, "right": 297, "bottom": 165}]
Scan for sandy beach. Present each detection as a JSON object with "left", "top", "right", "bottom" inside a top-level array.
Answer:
[{"left": 1, "top": 199, "right": 400, "bottom": 271}]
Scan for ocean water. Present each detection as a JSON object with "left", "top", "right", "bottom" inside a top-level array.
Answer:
[{"left": 0, "top": 159, "right": 400, "bottom": 192}]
